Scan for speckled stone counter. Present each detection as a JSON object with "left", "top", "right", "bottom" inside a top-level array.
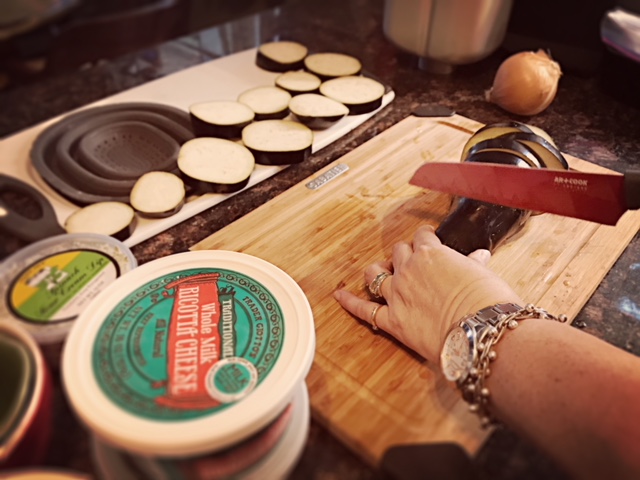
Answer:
[{"left": 1, "top": 0, "right": 639, "bottom": 478}]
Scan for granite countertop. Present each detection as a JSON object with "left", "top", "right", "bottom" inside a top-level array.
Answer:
[{"left": 1, "top": 0, "right": 640, "bottom": 478}]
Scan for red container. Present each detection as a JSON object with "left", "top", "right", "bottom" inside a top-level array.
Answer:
[{"left": 0, "top": 322, "right": 54, "bottom": 468}]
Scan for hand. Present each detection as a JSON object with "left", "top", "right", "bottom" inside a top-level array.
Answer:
[{"left": 333, "top": 225, "right": 523, "bottom": 364}]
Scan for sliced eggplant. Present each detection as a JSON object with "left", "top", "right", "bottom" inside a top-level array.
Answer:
[
  {"left": 495, "top": 131, "right": 568, "bottom": 170},
  {"left": 255, "top": 41, "right": 308, "bottom": 72},
  {"left": 524, "top": 124, "right": 557, "bottom": 147},
  {"left": 275, "top": 71, "right": 322, "bottom": 96},
  {"left": 130, "top": 171, "right": 185, "bottom": 218},
  {"left": 237, "top": 86, "right": 292, "bottom": 121},
  {"left": 189, "top": 101, "right": 255, "bottom": 139},
  {"left": 436, "top": 149, "right": 533, "bottom": 255},
  {"left": 438, "top": 122, "right": 570, "bottom": 255},
  {"left": 177, "top": 138, "right": 255, "bottom": 194},
  {"left": 436, "top": 197, "right": 532, "bottom": 256},
  {"left": 64, "top": 202, "right": 137, "bottom": 242},
  {"left": 460, "top": 121, "right": 533, "bottom": 160},
  {"left": 304, "top": 52, "right": 362, "bottom": 80},
  {"left": 319, "top": 76, "right": 385, "bottom": 115},
  {"left": 465, "top": 136, "right": 543, "bottom": 169},
  {"left": 242, "top": 120, "right": 313, "bottom": 165},
  {"left": 289, "top": 93, "right": 349, "bottom": 129}
]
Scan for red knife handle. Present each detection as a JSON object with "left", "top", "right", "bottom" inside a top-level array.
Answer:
[{"left": 624, "top": 170, "right": 640, "bottom": 210}]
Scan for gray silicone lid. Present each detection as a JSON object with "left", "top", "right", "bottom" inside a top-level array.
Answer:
[{"left": 30, "top": 102, "right": 194, "bottom": 205}]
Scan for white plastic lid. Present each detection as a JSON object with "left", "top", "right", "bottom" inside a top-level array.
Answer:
[
  {"left": 0, "top": 233, "right": 137, "bottom": 345},
  {"left": 91, "top": 381, "right": 310, "bottom": 480},
  {"left": 241, "top": 381, "right": 309, "bottom": 479},
  {"left": 62, "top": 250, "right": 315, "bottom": 457}
]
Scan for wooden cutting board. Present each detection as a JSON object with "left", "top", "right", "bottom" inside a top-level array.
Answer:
[{"left": 192, "top": 114, "right": 640, "bottom": 465}]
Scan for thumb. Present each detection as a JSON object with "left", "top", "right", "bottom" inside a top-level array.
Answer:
[{"left": 468, "top": 248, "right": 491, "bottom": 265}]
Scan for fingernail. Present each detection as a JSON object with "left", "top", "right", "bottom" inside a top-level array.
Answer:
[
  {"left": 476, "top": 249, "right": 491, "bottom": 263},
  {"left": 333, "top": 290, "right": 343, "bottom": 301}
]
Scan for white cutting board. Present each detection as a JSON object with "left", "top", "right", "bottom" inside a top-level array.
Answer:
[{"left": 0, "top": 47, "right": 395, "bottom": 247}]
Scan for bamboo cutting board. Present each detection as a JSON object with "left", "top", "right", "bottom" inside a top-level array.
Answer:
[{"left": 192, "top": 114, "right": 640, "bottom": 465}]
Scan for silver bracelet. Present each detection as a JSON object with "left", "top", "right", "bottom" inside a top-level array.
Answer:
[{"left": 461, "top": 303, "right": 568, "bottom": 427}]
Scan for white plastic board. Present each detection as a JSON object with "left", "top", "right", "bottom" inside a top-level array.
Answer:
[{"left": 0, "top": 47, "right": 394, "bottom": 247}]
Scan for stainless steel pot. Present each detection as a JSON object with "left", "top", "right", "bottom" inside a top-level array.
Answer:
[{"left": 383, "top": 0, "right": 514, "bottom": 73}]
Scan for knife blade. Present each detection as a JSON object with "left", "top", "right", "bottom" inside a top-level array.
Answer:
[{"left": 409, "top": 162, "right": 640, "bottom": 225}]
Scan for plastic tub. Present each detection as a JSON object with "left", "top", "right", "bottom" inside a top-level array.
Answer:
[
  {"left": 92, "top": 381, "right": 310, "bottom": 480},
  {"left": 62, "top": 250, "right": 315, "bottom": 459},
  {"left": 0, "top": 233, "right": 137, "bottom": 348},
  {"left": 0, "top": 322, "right": 53, "bottom": 469}
]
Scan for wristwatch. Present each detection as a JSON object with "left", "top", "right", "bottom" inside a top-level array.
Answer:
[{"left": 440, "top": 303, "right": 522, "bottom": 386}]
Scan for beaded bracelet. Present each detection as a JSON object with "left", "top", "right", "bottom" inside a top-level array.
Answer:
[{"left": 460, "top": 304, "right": 568, "bottom": 427}]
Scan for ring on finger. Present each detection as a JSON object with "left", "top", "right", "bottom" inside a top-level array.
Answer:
[
  {"left": 368, "top": 271, "right": 391, "bottom": 299},
  {"left": 370, "top": 304, "right": 381, "bottom": 331}
]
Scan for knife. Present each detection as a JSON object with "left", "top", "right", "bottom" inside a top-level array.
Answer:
[{"left": 409, "top": 162, "right": 640, "bottom": 226}]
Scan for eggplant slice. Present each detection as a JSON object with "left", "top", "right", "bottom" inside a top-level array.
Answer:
[
  {"left": 289, "top": 93, "right": 349, "bottom": 129},
  {"left": 242, "top": 120, "right": 313, "bottom": 165},
  {"left": 319, "top": 76, "right": 385, "bottom": 115},
  {"left": 177, "top": 138, "right": 255, "bottom": 194},
  {"left": 189, "top": 101, "right": 255, "bottom": 139},
  {"left": 238, "top": 86, "right": 292, "bottom": 121},
  {"left": 493, "top": 131, "right": 568, "bottom": 170},
  {"left": 255, "top": 41, "right": 308, "bottom": 72},
  {"left": 304, "top": 52, "right": 362, "bottom": 80},
  {"left": 64, "top": 202, "right": 137, "bottom": 242},
  {"left": 275, "top": 71, "right": 322, "bottom": 96},
  {"left": 130, "top": 171, "right": 185, "bottom": 218}
]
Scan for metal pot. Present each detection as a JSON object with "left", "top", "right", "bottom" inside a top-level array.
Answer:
[{"left": 383, "top": 0, "right": 514, "bottom": 73}]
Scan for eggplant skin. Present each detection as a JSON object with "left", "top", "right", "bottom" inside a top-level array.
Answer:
[
  {"left": 436, "top": 198, "right": 531, "bottom": 255},
  {"left": 181, "top": 174, "right": 250, "bottom": 195},
  {"left": 247, "top": 146, "right": 311, "bottom": 166},
  {"left": 255, "top": 50, "right": 305, "bottom": 72},
  {"left": 343, "top": 98, "right": 383, "bottom": 116},
  {"left": 252, "top": 108, "right": 290, "bottom": 121},
  {"left": 189, "top": 114, "right": 251, "bottom": 140},
  {"left": 135, "top": 200, "right": 184, "bottom": 219},
  {"left": 291, "top": 113, "right": 345, "bottom": 130}
]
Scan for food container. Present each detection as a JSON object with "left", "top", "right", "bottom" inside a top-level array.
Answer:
[
  {"left": 0, "top": 469, "right": 90, "bottom": 479},
  {"left": 0, "top": 322, "right": 53, "bottom": 469},
  {"left": 62, "top": 250, "right": 315, "bottom": 472},
  {"left": 0, "top": 233, "right": 137, "bottom": 366},
  {"left": 92, "top": 382, "right": 310, "bottom": 479},
  {"left": 383, "top": 0, "right": 514, "bottom": 73}
]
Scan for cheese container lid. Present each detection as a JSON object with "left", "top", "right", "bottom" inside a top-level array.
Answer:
[
  {"left": 62, "top": 250, "right": 315, "bottom": 457},
  {"left": 92, "top": 381, "right": 310, "bottom": 480},
  {"left": 0, "top": 233, "right": 137, "bottom": 345}
]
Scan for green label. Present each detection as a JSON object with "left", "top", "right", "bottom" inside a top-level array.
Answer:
[
  {"left": 8, "top": 250, "right": 118, "bottom": 324},
  {"left": 92, "top": 268, "right": 285, "bottom": 421}
]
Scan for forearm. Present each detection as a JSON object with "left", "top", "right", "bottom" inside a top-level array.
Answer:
[{"left": 487, "top": 319, "right": 640, "bottom": 479}]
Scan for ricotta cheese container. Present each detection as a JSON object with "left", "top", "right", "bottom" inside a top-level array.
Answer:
[
  {"left": 92, "top": 381, "right": 310, "bottom": 480},
  {"left": 62, "top": 250, "right": 315, "bottom": 466}
]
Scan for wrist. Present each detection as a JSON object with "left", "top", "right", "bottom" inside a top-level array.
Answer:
[
  {"left": 438, "top": 295, "right": 524, "bottom": 363},
  {"left": 440, "top": 303, "right": 567, "bottom": 427}
]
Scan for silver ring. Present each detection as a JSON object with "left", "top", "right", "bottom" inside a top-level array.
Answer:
[
  {"left": 370, "top": 304, "right": 380, "bottom": 331},
  {"left": 368, "top": 271, "right": 391, "bottom": 299}
]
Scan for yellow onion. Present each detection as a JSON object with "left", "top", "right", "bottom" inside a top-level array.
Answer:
[{"left": 486, "top": 50, "right": 562, "bottom": 116}]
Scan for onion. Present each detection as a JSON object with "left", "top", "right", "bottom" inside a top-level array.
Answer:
[{"left": 486, "top": 50, "right": 562, "bottom": 116}]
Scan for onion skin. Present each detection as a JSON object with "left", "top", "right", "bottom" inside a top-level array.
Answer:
[{"left": 487, "top": 50, "right": 562, "bottom": 116}]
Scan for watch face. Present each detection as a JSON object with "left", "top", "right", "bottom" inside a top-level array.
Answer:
[{"left": 441, "top": 325, "right": 474, "bottom": 383}]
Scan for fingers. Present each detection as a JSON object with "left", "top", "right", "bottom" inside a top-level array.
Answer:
[
  {"left": 333, "top": 289, "right": 388, "bottom": 332},
  {"left": 468, "top": 248, "right": 491, "bottom": 265},
  {"left": 412, "top": 225, "right": 441, "bottom": 249},
  {"left": 365, "top": 263, "right": 393, "bottom": 300}
]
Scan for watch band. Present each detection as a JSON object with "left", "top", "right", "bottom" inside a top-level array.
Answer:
[{"left": 453, "top": 303, "right": 567, "bottom": 427}]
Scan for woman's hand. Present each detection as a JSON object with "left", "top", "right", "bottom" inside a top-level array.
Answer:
[{"left": 333, "top": 225, "right": 523, "bottom": 364}]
